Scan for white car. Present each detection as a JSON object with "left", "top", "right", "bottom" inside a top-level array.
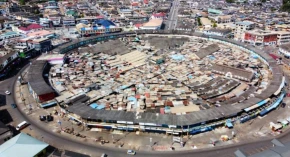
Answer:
[
  {"left": 127, "top": 150, "right": 136, "bottom": 155},
  {"left": 5, "top": 91, "right": 11, "bottom": 95}
]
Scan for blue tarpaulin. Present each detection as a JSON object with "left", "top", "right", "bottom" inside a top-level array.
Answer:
[
  {"left": 190, "top": 126, "right": 212, "bottom": 134},
  {"left": 226, "top": 119, "right": 233, "bottom": 128},
  {"left": 90, "top": 103, "right": 105, "bottom": 110},
  {"left": 90, "top": 103, "right": 98, "bottom": 109},
  {"left": 171, "top": 54, "right": 184, "bottom": 61}
]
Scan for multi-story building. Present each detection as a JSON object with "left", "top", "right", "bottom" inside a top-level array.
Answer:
[
  {"left": 234, "top": 21, "right": 255, "bottom": 41},
  {"left": 244, "top": 30, "right": 277, "bottom": 46},
  {"left": 62, "top": 16, "right": 76, "bottom": 26},
  {"left": 276, "top": 31, "right": 290, "bottom": 45},
  {"left": 279, "top": 43, "right": 290, "bottom": 58},
  {"left": 210, "top": 15, "right": 233, "bottom": 24},
  {"left": 76, "top": 19, "right": 122, "bottom": 36}
]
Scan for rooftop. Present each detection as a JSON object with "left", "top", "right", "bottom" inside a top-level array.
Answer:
[{"left": 0, "top": 133, "right": 48, "bottom": 157}]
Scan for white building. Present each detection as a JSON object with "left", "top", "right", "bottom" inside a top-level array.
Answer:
[
  {"left": 234, "top": 21, "right": 255, "bottom": 42},
  {"left": 276, "top": 31, "right": 290, "bottom": 45},
  {"left": 62, "top": 16, "right": 76, "bottom": 26}
]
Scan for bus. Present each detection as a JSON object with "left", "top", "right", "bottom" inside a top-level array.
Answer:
[{"left": 16, "top": 121, "right": 29, "bottom": 130}]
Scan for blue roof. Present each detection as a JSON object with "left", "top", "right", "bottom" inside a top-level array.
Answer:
[
  {"left": 0, "top": 133, "right": 48, "bottom": 157},
  {"left": 94, "top": 19, "right": 115, "bottom": 27}
]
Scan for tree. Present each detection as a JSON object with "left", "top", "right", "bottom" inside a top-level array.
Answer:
[
  {"left": 226, "top": 0, "right": 235, "bottom": 3},
  {"left": 34, "top": 9, "right": 40, "bottom": 14},
  {"left": 197, "top": 17, "right": 202, "bottom": 26},
  {"left": 281, "top": 0, "right": 290, "bottom": 12},
  {"left": 213, "top": 22, "right": 217, "bottom": 28},
  {"left": 19, "top": 0, "right": 25, "bottom": 5}
]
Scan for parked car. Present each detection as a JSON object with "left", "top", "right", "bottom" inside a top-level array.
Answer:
[
  {"left": 127, "top": 150, "right": 136, "bottom": 155},
  {"left": 11, "top": 103, "right": 17, "bottom": 108},
  {"left": 39, "top": 115, "right": 46, "bottom": 121},
  {"left": 46, "top": 115, "right": 54, "bottom": 121}
]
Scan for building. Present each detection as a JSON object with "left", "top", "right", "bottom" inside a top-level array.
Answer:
[
  {"left": 276, "top": 31, "right": 290, "bottom": 45},
  {"left": 234, "top": 21, "right": 255, "bottom": 41},
  {"left": 0, "top": 31, "right": 21, "bottom": 40},
  {"left": 0, "top": 51, "right": 19, "bottom": 74},
  {"left": 279, "top": 43, "right": 290, "bottom": 58},
  {"left": 204, "top": 28, "right": 232, "bottom": 37},
  {"left": 39, "top": 18, "right": 50, "bottom": 27},
  {"left": 0, "top": 133, "right": 49, "bottom": 157},
  {"left": 0, "top": 121, "right": 13, "bottom": 144},
  {"left": 244, "top": 30, "right": 278, "bottom": 46},
  {"left": 210, "top": 15, "right": 233, "bottom": 24},
  {"left": 49, "top": 17, "right": 61, "bottom": 26},
  {"left": 208, "top": 8, "right": 224, "bottom": 15},
  {"left": 76, "top": 19, "right": 122, "bottom": 35},
  {"left": 151, "top": 12, "right": 166, "bottom": 19},
  {"left": 140, "top": 19, "right": 163, "bottom": 30},
  {"left": 62, "top": 16, "right": 76, "bottom": 26},
  {"left": 12, "top": 23, "right": 43, "bottom": 34},
  {"left": 32, "top": 38, "right": 53, "bottom": 52},
  {"left": 28, "top": 60, "right": 55, "bottom": 103},
  {"left": 0, "top": 16, "right": 7, "bottom": 29}
]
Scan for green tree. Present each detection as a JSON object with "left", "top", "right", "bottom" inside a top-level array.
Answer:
[
  {"left": 226, "top": 0, "right": 235, "bottom": 3},
  {"left": 19, "top": 0, "right": 25, "bottom": 5},
  {"left": 197, "top": 17, "right": 202, "bottom": 26},
  {"left": 213, "top": 22, "right": 217, "bottom": 28},
  {"left": 281, "top": 0, "right": 290, "bottom": 12},
  {"left": 34, "top": 9, "right": 40, "bottom": 14}
]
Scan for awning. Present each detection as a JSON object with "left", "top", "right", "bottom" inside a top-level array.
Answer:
[
  {"left": 40, "top": 101, "right": 57, "bottom": 108},
  {"left": 267, "top": 92, "right": 285, "bottom": 111},
  {"left": 274, "top": 76, "right": 285, "bottom": 96},
  {"left": 244, "top": 98, "right": 270, "bottom": 112}
]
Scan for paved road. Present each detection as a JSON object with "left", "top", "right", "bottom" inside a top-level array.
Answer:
[
  {"left": 2, "top": 63, "right": 290, "bottom": 157},
  {"left": 167, "top": 0, "right": 180, "bottom": 30}
]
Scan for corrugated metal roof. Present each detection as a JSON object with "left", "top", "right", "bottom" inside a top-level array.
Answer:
[{"left": 0, "top": 133, "right": 48, "bottom": 157}]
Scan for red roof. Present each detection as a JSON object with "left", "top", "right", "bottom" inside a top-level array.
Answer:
[
  {"left": 96, "top": 15, "right": 104, "bottom": 19},
  {"left": 143, "top": 0, "right": 149, "bottom": 4},
  {"left": 152, "top": 12, "right": 166, "bottom": 17},
  {"left": 19, "top": 27, "right": 30, "bottom": 31},
  {"left": 131, "top": 2, "right": 139, "bottom": 6},
  {"left": 27, "top": 24, "right": 42, "bottom": 29},
  {"left": 19, "top": 24, "right": 42, "bottom": 31},
  {"left": 134, "top": 23, "right": 142, "bottom": 28}
]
